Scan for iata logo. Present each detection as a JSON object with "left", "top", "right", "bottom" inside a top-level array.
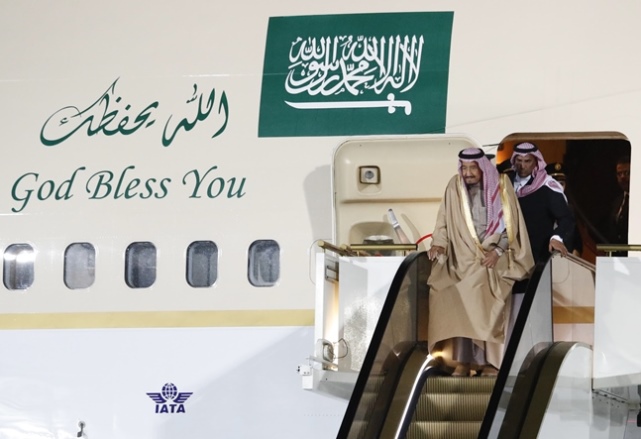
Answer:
[{"left": 146, "top": 382, "right": 193, "bottom": 414}]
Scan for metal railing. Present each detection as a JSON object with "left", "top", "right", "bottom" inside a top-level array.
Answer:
[
  {"left": 596, "top": 244, "right": 641, "bottom": 256},
  {"left": 318, "top": 240, "right": 417, "bottom": 257}
]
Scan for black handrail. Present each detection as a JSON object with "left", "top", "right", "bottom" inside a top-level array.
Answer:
[
  {"left": 336, "top": 251, "right": 429, "bottom": 439},
  {"left": 477, "top": 254, "right": 553, "bottom": 438}
]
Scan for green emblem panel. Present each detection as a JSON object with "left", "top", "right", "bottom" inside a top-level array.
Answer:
[{"left": 259, "top": 12, "right": 453, "bottom": 137}]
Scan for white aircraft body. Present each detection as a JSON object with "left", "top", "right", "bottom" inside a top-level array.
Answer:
[{"left": 1, "top": 1, "right": 641, "bottom": 438}]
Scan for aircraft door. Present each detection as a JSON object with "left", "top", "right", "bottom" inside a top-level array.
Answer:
[{"left": 333, "top": 136, "right": 483, "bottom": 252}]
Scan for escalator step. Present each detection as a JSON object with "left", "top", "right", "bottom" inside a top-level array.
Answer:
[
  {"left": 423, "top": 376, "right": 496, "bottom": 394},
  {"left": 415, "top": 392, "right": 492, "bottom": 421},
  {"left": 405, "top": 420, "right": 482, "bottom": 439}
]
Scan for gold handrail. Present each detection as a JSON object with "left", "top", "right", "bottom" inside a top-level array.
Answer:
[
  {"left": 347, "top": 244, "right": 417, "bottom": 252},
  {"left": 596, "top": 244, "right": 641, "bottom": 256},
  {"left": 317, "top": 240, "right": 371, "bottom": 256},
  {"left": 317, "top": 240, "right": 417, "bottom": 257},
  {"left": 317, "top": 240, "right": 355, "bottom": 256}
]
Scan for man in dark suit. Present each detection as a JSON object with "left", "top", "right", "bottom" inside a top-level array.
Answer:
[
  {"left": 545, "top": 161, "right": 583, "bottom": 257},
  {"left": 510, "top": 143, "right": 575, "bottom": 263},
  {"left": 506, "top": 142, "right": 576, "bottom": 335},
  {"left": 605, "top": 156, "right": 630, "bottom": 255}
]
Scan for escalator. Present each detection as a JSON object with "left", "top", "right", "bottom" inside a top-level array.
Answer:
[
  {"left": 336, "top": 251, "right": 582, "bottom": 439},
  {"left": 407, "top": 374, "right": 496, "bottom": 438}
]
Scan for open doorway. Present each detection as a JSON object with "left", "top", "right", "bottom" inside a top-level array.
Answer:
[{"left": 496, "top": 132, "right": 631, "bottom": 264}]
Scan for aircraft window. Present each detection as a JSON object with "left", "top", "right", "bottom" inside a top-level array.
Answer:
[
  {"left": 64, "top": 243, "right": 96, "bottom": 289},
  {"left": 125, "top": 242, "right": 156, "bottom": 288},
  {"left": 186, "top": 241, "right": 218, "bottom": 287},
  {"left": 248, "top": 240, "right": 280, "bottom": 287},
  {"left": 3, "top": 243, "right": 35, "bottom": 290}
]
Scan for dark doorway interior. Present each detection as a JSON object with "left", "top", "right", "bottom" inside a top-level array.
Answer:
[{"left": 496, "top": 133, "right": 631, "bottom": 264}]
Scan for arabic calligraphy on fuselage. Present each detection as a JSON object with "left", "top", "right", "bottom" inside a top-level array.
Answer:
[{"left": 40, "top": 78, "right": 229, "bottom": 147}]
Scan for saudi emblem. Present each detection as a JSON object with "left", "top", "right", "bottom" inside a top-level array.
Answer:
[{"left": 146, "top": 382, "right": 193, "bottom": 413}]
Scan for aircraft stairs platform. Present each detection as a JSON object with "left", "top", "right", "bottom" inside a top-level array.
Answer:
[{"left": 330, "top": 251, "right": 635, "bottom": 439}]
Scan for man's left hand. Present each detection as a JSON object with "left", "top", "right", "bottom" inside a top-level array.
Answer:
[
  {"left": 482, "top": 250, "right": 500, "bottom": 268},
  {"left": 549, "top": 239, "right": 568, "bottom": 256}
]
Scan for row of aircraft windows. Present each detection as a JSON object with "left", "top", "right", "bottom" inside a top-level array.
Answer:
[{"left": 3, "top": 240, "right": 280, "bottom": 290}]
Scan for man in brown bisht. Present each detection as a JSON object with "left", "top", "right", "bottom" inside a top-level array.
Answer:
[{"left": 427, "top": 148, "right": 534, "bottom": 377}]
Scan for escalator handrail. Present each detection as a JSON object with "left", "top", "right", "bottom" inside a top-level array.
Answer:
[
  {"left": 378, "top": 346, "right": 444, "bottom": 439},
  {"left": 339, "top": 250, "right": 553, "bottom": 438},
  {"left": 478, "top": 253, "right": 553, "bottom": 438},
  {"left": 497, "top": 342, "right": 587, "bottom": 439},
  {"left": 336, "top": 251, "right": 428, "bottom": 439}
]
